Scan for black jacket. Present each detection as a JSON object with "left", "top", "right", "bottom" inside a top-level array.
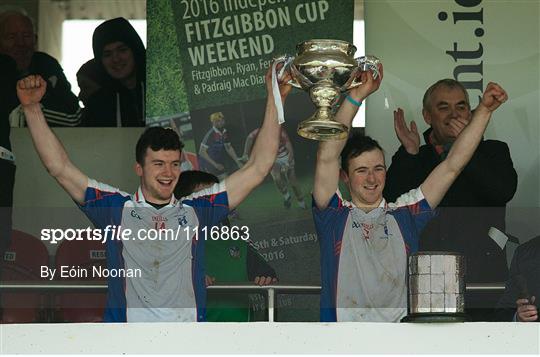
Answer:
[
  {"left": 16, "top": 52, "right": 81, "bottom": 127},
  {"left": 81, "top": 84, "right": 145, "bottom": 127},
  {"left": 495, "top": 236, "right": 540, "bottom": 321},
  {"left": 384, "top": 128, "right": 518, "bottom": 283}
]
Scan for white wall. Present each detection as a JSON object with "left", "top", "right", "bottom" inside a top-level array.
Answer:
[
  {"left": 1, "top": 322, "right": 538, "bottom": 354},
  {"left": 10, "top": 128, "right": 144, "bottom": 253}
]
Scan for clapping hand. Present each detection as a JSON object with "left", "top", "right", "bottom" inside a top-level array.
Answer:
[{"left": 393, "top": 108, "right": 420, "bottom": 155}]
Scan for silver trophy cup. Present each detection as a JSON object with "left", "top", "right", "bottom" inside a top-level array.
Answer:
[
  {"left": 276, "top": 39, "right": 380, "bottom": 141},
  {"left": 403, "top": 251, "right": 468, "bottom": 322}
]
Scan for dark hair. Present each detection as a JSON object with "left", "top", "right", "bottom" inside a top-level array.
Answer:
[
  {"left": 174, "top": 170, "right": 219, "bottom": 198},
  {"left": 76, "top": 58, "right": 104, "bottom": 84},
  {"left": 135, "top": 127, "right": 183, "bottom": 165},
  {"left": 422, "top": 79, "right": 470, "bottom": 111},
  {"left": 340, "top": 134, "right": 384, "bottom": 173}
]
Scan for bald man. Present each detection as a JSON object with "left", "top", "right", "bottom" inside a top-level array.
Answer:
[{"left": 0, "top": 10, "right": 81, "bottom": 127}]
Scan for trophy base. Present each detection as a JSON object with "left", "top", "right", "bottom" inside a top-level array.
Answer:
[
  {"left": 401, "top": 312, "right": 469, "bottom": 323},
  {"left": 297, "top": 119, "right": 348, "bottom": 141}
]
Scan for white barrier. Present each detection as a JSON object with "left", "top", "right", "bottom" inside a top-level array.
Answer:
[{"left": 1, "top": 322, "right": 538, "bottom": 354}]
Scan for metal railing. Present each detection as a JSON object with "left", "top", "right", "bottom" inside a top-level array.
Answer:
[{"left": 0, "top": 282, "right": 505, "bottom": 322}]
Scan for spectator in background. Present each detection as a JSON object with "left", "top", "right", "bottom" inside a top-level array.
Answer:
[
  {"left": 199, "top": 112, "right": 242, "bottom": 179},
  {"left": 175, "top": 170, "right": 278, "bottom": 322},
  {"left": 0, "top": 10, "right": 81, "bottom": 127},
  {"left": 76, "top": 59, "right": 104, "bottom": 108},
  {"left": 495, "top": 236, "right": 539, "bottom": 322},
  {"left": 81, "top": 17, "right": 145, "bottom": 127},
  {"left": 384, "top": 79, "right": 517, "bottom": 286}
]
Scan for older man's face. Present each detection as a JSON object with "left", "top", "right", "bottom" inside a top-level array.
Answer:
[
  {"left": 423, "top": 85, "right": 471, "bottom": 145},
  {"left": 0, "top": 14, "right": 35, "bottom": 71}
]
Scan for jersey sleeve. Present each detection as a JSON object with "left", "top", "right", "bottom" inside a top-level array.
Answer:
[
  {"left": 312, "top": 192, "right": 349, "bottom": 322},
  {"left": 77, "top": 178, "right": 130, "bottom": 229},
  {"left": 182, "top": 181, "right": 229, "bottom": 227},
  {"left": 388, "top": 187, "right": 436, "bottom": 251},
  {"left": 312, "top": 192, "right": 350, "bottom": 243}
]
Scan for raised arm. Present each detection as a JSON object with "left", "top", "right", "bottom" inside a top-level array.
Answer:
[
  {"left": 420, "top": 82, "right": 508, "bottom": 208},
  {"left": 313, "top": 65, "right": 383, "bottom": 209},
  {"left": 225, "top": 64, "right": 292, "bottom": 209},
  {"left": 17, "top": 75, "right": 88, "bottom": 204}
]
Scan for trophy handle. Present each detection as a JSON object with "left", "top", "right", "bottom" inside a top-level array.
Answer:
[
  {"left": 273, "top": 55, "right": 304, "bottom": 89},
  {"left": 346, "top": 55, "right": 381, "bottom": 90}
]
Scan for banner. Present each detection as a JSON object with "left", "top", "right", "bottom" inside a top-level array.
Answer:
[
  {"left": 364, "top": 0, "right": 540, "bottom": 240},
  {"left": 171, "top": 0, "right": 353, "bottom": 109}
]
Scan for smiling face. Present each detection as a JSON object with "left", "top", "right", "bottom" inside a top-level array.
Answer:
[
  {"left": 101, "top": 41, "right": 136, "bottom": 85},
  {"left": 343, "top": 148, "right": 386, "bottom": 211},
  {"left": 135, "top": 148, "right": 181, "bottom": 204},
  {"left": 0, "top": 13, "right": 36, "bottom": 71},
  {"left": 423, "top": 85, "right": 471, "bottom": 145}
]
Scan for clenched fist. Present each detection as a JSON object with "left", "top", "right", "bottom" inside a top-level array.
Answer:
[
  {"left": 479, "top": 82, "right": 508, "bottom": 113},
  {"left": 17, "top": 75, "right": 47, "bottom": 106}
]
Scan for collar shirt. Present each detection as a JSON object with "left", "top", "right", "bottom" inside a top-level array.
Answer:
[
  {"left": 313, "top": 187, "right": 435, "bottom": 322},
  {"left": 78, "top": 178, "right": 229, "bottom": 322}
]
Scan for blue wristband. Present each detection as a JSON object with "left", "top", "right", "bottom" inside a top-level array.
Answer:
[{"left": 346, "top": 95, "right": 362, "bottom": 107}]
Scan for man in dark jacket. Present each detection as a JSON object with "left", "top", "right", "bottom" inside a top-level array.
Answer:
[
  {"left": 81, "top": 17, "right": 145, "bottom": 127},
  {"left": 495, "top": 236, "right": 539, "bottom": 322},
  {"left": 0, "top": 10, "right": 81, "bottom": 127},
  {"left": 384, "top": 79, "right": 517, "bottom": 286}
]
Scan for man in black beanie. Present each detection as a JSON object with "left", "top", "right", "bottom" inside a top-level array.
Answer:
[{"left": 81, "top": 17, "right": 146, "bottom": 127}]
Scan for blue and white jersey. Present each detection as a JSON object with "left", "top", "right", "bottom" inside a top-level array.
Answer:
[
  {"left": 79, "top": 178, "right": 229, "bottom": 322},
  {"left": 313, "top": 188, "right": 435, "bottom": 322}
]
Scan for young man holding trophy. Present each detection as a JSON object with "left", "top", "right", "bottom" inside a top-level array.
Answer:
[{"left": 310, "top": 65, "right": 508, "bottom": 322}]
